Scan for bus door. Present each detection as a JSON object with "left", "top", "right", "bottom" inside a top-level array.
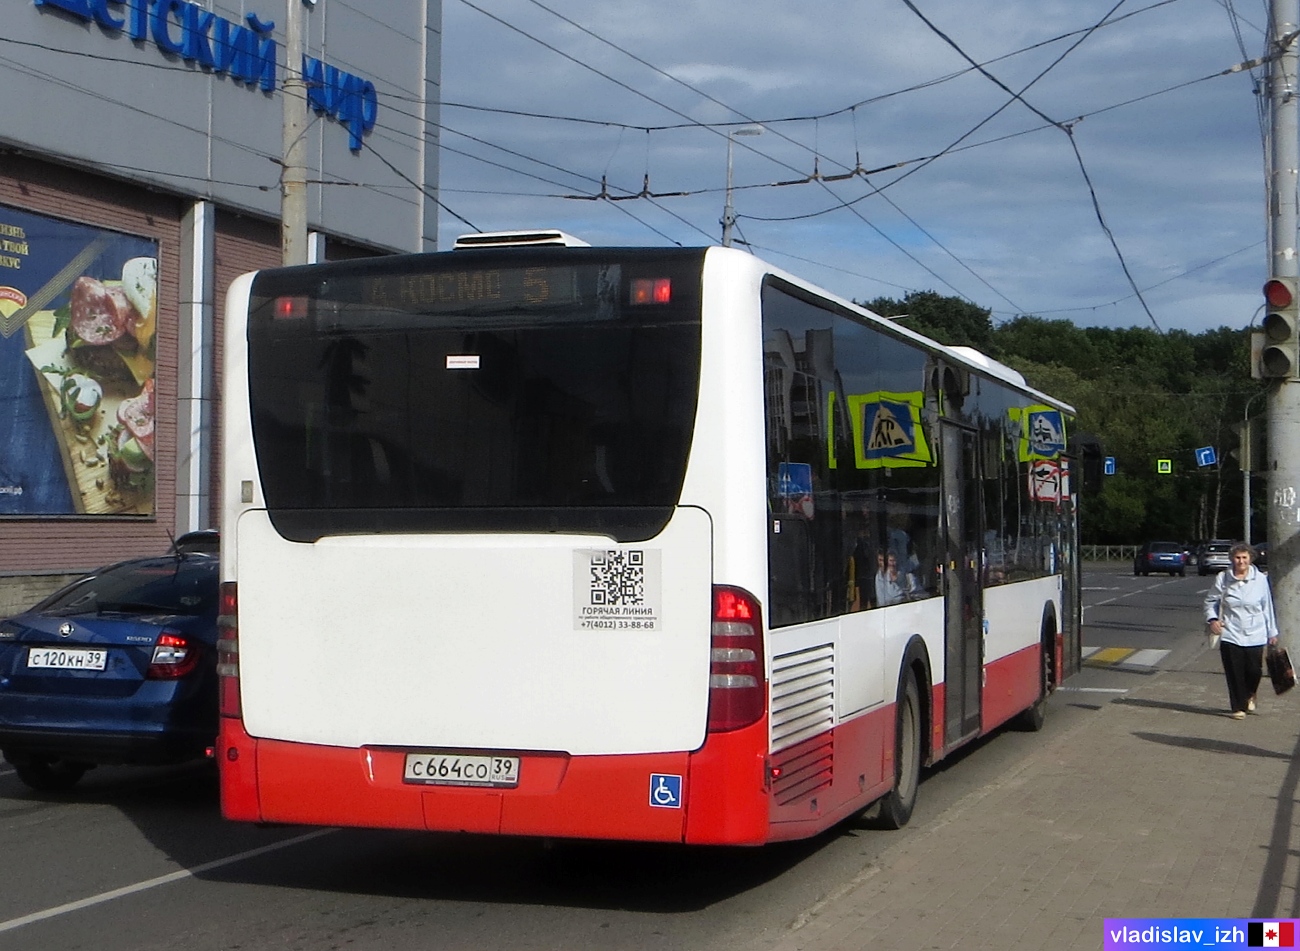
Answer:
[
  {"left": 1058, "top": 461, "right": 1082, "bottom": 679},
  {"left": 940, "top": 422, "right": 983, "bottom": 747}
]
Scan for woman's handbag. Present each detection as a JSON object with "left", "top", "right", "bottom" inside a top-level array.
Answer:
[{"left": 1266, "top": 644, "right": 1296, "bottom": 695}]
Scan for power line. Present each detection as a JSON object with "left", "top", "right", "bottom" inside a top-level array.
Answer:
[
  {"left": 1022, "top": 240, "right": 1263, "bottom": 316},
  {"left": 425, "top": 0, "right": 1184, "bottom": 133},
  {"left": 362, "top": 138, "right": 480, "bottom": 232},
  {"left": 899, "top": 0, "right": 1165, "bottom": 333},
  {"left": 453, "top": 0, "right": 1024, "bottom": 304}
]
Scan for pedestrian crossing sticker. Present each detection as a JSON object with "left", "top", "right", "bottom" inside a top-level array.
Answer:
[
  {"left": 847, "top": 391, "right": 932, "bottom": 469},
  {"left": 1013, "top": 405, "right": 1067, "bottom": 461}
]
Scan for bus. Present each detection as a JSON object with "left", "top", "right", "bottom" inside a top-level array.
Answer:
[{"left": 216, "top": 232, "right": 1081, "bottom": 845}]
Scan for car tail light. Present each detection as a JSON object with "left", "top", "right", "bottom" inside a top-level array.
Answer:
[
  {"left": 146, "top": 631, "right": 200, "bottom": 679},
  {"left": 707, "top": 586, "right": 766, "bottom": 732},
  {"left": 217, "top": 581, "right": 241, "bottom": 717}
]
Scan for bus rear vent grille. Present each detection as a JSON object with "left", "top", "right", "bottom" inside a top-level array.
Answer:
[
  {"left": 771, "top": 643, "right": 835, "bottom": 752},
  {"left": 771, "top": 643, "right": 834, "bottom": 803},
  {"left": 771, "top": 732, "right": 834, "bottom": 806}
]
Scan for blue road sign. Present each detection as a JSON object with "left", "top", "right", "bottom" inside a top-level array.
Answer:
[
  {"left": 1104, "top": 456, "right": 1116, "bottom": 476},
  {"left": 1195, "top": 447, "right": 1217, "bottom": 468}
]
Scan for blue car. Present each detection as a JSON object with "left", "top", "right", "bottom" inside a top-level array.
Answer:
[
  {"left": 1134, "top": 541, "right": 1187, "bottom": 577},
  {"left": 0, "top": 553, "right": 219, "bottom": 792}
]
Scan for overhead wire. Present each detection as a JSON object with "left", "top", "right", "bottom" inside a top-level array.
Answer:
[
  {"left": 899, "top": 0, "right": 1166, "bottom": 333},
  {"left": 393, "top": 0, "right": 1265, "bottom": 317},
  {"left": 454, "top": 0, "right": 1016, "bottom": 303},
  {"left": 1024, "top": 240, "right": 1263, "bottom": 316},
  {"left": 498, "top": 0, "right": 1168, "bottom": 310},
  {"left": 1, "top": 3, "right": 1254, "bottom": 323},
  {"left": 422, "top": 0, "right": 1183, "bottom": 132}
]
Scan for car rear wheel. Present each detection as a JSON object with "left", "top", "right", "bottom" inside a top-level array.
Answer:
[{"left": 8, "top": 754, "right": 91, "bottom": 792}]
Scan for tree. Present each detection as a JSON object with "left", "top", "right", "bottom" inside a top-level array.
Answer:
[
  {"left": 863, "top": 291, "right": 1265, "bottom": 544},
  {"left": 859, "top": 292, "right": 995, "bottom": 350}
]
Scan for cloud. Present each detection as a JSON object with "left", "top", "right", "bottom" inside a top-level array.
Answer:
[{"left": 435, "top": 0, "right": 1274, "bottom": 333}]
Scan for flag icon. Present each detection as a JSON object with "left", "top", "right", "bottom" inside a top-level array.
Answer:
[{"left": 1249, "top": 921, "right": 1295, "bottom": 947}]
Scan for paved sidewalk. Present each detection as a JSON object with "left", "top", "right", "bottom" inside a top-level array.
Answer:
[{"left": 767, "top": 646, "right": 1300, "bottom": 951}]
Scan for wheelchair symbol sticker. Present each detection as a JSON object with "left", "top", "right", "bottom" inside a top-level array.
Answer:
[{"left": 649, "top": 773, "right": 682, "bottom": 809}]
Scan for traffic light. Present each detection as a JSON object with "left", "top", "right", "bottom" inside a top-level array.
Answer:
[
  {"left": 1230, "top": 418, "right": 1258, "bottom": 472},
  {"left": 1261, "top": 277, "right": 1300, "bottom": 379}
]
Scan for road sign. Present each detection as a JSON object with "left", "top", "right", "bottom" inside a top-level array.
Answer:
[
  {"left": 1195, "top": 447, "right": 1217, "bottom": 467},
  {"left": 1157, "top": 459, "right": 1172, "bottom": 474},
  {"left": 1104, "top": 456, "right": 1115, "bottom": 476}
]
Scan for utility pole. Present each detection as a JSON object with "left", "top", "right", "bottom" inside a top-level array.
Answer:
[
  {"left": 1267, "top": 0, "right": 1300, "bottom": 646},
  {"left": 281, "top": 0, "right": 309, "bottom": 266},
  {"left": 721, "top": 127, "right": 762, "bottom": 247},
  {"left": 1242, "top": 410, "right": 1255, "bottom": 544}
]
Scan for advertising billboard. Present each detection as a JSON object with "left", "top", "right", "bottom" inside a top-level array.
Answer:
[{"left": 0, "top": 204, "right": 158, "bottom": 516}]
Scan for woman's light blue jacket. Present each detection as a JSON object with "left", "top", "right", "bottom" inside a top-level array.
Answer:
[{"left": 1203, "top": 566, "right": 1279, "bottom": 647}]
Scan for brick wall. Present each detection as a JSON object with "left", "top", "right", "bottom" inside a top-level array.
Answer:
[{"left": 0, "top": 573, "right": 81, "bottom": 617}]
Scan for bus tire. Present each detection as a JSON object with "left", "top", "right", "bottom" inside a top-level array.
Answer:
[
  {"left": 1016, "top": 629, "right": 1055, "bottom": 732},
  {"left": 877, "top": 674, "right": 922, "bottom": 830}
]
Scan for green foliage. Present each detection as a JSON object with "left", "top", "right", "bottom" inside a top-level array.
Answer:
[
  {"left": 858, "top": 292, "right": 1266, "bottom": 544},
  {"left": 861, "top": 292, "right": 995, "bottom": 350}
]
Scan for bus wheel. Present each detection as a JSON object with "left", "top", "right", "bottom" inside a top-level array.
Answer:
[
  {"left": 877, "top": 675, "right": 922, "bottom": 830},
  {"left": 1016, "top": 633, "right": 1054, "bottom": 732}
]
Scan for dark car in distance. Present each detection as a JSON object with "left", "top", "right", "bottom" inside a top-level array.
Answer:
[
  {"left": 0, "top": 552, "right": 219, "bottom": 791},
  {"left": 1134, "top": 541, "right": 1187, "bottom": 577}
]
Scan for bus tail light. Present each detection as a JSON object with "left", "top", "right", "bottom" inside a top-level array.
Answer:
[
  {"left": 273, "top": 296, "right": 309, "bottom": 320},
  {"left": 630, "top": 278, "right": 672, "bottom": 305},
  {"left": 146, "top": 632, "right": 200, "bottom": 679},
  {"left": 217, "top": 581, "right": 242, "bottom": 718},
  {"left": 707, "top": 586, "right": 766, "bottom": 732}
]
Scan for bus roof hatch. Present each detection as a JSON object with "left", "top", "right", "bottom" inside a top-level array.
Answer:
[{"left": 453, "top": 230, "right": 591, "bottom": 249}]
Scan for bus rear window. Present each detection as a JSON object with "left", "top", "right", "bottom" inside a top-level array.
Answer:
[{"left": 246, "top": 250, "right": 705, "bottom": 542}]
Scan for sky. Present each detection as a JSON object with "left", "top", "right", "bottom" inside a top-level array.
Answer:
[{"left": 433, "top": 0, "right": 1273, "bottom": 335}]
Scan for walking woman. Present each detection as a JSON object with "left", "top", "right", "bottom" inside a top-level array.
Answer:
[{"left": 1204, "top": 543, "right": 1279, "bottom": 719}]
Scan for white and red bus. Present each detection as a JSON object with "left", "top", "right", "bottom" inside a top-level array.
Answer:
[{"left": 216, "top": 232, "right": 1080, "bottom": 844}]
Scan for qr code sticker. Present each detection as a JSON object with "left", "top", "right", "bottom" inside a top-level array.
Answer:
[{"left": 589, "top": 550, "right": 645, "bottom": 605}]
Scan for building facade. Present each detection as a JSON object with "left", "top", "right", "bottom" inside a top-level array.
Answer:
[{"left": 0, "top": 0, "right": 441, "bottom": 610}]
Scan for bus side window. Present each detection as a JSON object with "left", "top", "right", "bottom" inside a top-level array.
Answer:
[{"left": 769, "top": 514, "right": 816, "bottom": 626}]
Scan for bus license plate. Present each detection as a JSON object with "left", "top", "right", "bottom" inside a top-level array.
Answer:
[
  {"left": 403, "top": 753, "right": 520, "bottom": 788},
  {"left": 27, "top": 647, "right": 107, "bottom": 671}
]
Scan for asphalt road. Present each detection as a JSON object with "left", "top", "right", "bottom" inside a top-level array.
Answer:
[{"left": 0, "top": 564, "right": 1210, "bottom": 951}]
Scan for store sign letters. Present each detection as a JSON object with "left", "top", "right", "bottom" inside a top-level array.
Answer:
[
  {"left": 33, "top": 0, "right": 378, "bottom": 151},
  {"left": 304, "top": 57, "right": 379, "bottom": 151}
]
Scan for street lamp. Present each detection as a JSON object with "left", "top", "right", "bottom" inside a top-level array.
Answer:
[{"left": 721, "top": 126, "right": 763, "bottom": 247}]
